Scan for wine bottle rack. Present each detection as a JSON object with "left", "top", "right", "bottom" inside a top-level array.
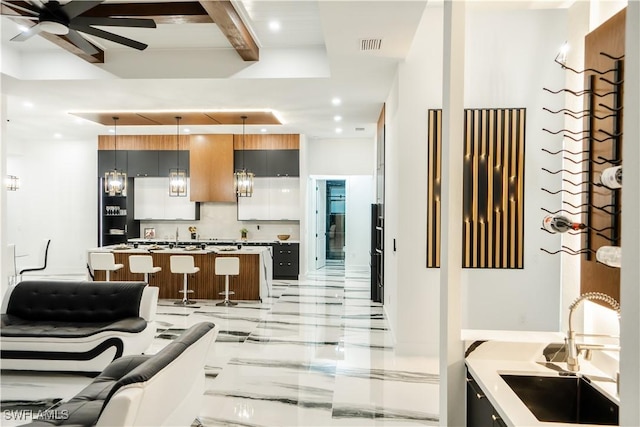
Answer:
[{"left": 540, "top": 51, "right": 624, "bottom": 260}]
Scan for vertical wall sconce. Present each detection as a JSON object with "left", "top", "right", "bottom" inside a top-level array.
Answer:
[
  {"left": 5, "top": 175, "right": 19, "bottom": 191},
  {"left": 169, "top": 116, "right": 187, "bottom": 197}
]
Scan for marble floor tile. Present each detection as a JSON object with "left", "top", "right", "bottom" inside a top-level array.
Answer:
[{"left": 1, "top": 267, "right": 440, "bottom": 426}]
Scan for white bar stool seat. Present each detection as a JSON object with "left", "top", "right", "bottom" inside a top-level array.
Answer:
[
  {"left": 90, "top": 252, "right": 124, "bottom": 282},
  {"left": 215, "top": 257, "right": 239, "bottom": 307},
  {"left": 170, "top": 255, "right": 199, "bottom": 305},
  {"left": 129, "top": 255, "right": 162, "bottom": 284}
]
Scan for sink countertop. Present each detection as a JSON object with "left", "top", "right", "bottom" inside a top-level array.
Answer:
[{"left": 466, "top": 340, "right": 619, "bottom": 427}]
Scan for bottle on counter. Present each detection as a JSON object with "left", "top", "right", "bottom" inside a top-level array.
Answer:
[
  {"left": 596, "top": 246, "right": 621, "bottom": 268},
  {"left": 600, "top": 166, "right": 622, "bottom": 189},
  {"left": 542, "top": 214, "right": 586, "bottom": 233}
]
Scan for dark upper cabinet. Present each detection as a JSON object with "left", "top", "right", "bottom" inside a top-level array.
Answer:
[
  {"left": 234, "top": 149, "right": 299, "bottom": 177},
  {"left": 98, "top": 150, "right": 129, "bottom": 176},
  {"left": 267, "top": 150, "right": 299, "bottom": 177},
  {"left": 127, "top": 150, "right": 159, "bottom": 177},
  {"left": 159, "top": 150, "right": 189, "bottom": 177},
  {"left": 235, "top": 150, "right": 268, "bottom": 176}
]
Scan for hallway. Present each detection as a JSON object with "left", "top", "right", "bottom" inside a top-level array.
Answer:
[{"left": 0, "top": 266, "right": 439, "bottom": 426}]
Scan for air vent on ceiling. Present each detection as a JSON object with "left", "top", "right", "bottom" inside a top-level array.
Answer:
[
  {"left": 359, "top": 38, "right": 382, "bottom": 51},
  {"left": 355, "top": 127, "right": 366, "bottom": 132}
]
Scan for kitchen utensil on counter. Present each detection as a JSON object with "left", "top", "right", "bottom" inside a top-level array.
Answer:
[{"left": 277, "top": 234, "right": 290, "bottom": 240}]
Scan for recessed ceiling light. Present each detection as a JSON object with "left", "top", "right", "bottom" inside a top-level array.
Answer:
[
  {"left": 335, "top": 128, "right": 343, "bottom": 134},
  {"left": 261, "top": 128, "right": 267, "bottom": 133},
  {"left": 54, "top": 133, "right": 62, "bottom": 139},
  {"left": 331, "top": 97, "right": 341, "bottom": 106},
  {"left": 269, "top": 21, "right": 281, "bottom": 31},
  {"left": 183, "top": 128, "right": 191, "bottom": 133},
  {"left": 334, "top": 115, "right": 342, "bottom": 122},
  {"left": 23, "top": 101, "right": 34, "bottom": 108}
]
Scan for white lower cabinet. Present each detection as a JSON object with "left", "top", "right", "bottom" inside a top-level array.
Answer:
[
  {"left": 134, "top": 177, "right": 199, "bottom": 220},
  {"left": 238, "top": 177, "right": 300, "bottom": 220}
]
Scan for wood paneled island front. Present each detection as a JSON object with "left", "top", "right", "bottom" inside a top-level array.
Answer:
[{"left": 89, "top": 246, "right": 271, "bottom": 301}]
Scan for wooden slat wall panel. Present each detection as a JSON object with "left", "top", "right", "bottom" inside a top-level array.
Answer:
[
  {"left": 462, "top": 108, "right": 526, "bottom": 269},
  {"left": 93, "top": 252, "right": 261, "bottom": 300},
  {"left": 580, "top": 9, "right": 625, "bottom": 304},
  {"left": 98, "top": 135, "right": 190, "bottom": 151},
  {"left": 233, "top": 134, "right": 300, "bottom": 150},
  {"left": 426, "top": 109, "right": 442, "bottom": 268}
]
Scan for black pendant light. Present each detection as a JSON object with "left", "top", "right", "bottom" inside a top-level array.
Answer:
[
  {"left": 169, "top": 116, "right": 187, "bottom": 197},
  {"left": 105, "top": 117, "right": 126, "bottom": 195},
  {"left": 234, "top": 115, "right": 254, "bottom": 197}
]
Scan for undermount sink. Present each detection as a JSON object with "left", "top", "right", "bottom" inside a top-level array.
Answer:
[{"left": 500, "top": 374, "right": 618, "bottom": 425}]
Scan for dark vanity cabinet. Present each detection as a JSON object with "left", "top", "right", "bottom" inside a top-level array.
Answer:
[
  {"left": 272, "top": 242, "right": 299, "bottom": 279},
  {"left": 234, "top": 150, "right": 299, "bottom": 177},
  {"left": 98, "top": 150, "right": 189, "bottom": 177},
  {"left": 98, "top": 150, "right": 129, "bottom": 176},
  {"left": 467, "top": 370, "right": 507, "bottom": 427}
]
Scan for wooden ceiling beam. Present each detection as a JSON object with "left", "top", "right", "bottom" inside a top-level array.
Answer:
[
  {"left": 81, "top": 2, "right": 213, "bottom": 24},
  {"left": 197, "top": 0, "right": 259, "bottom": 61}
]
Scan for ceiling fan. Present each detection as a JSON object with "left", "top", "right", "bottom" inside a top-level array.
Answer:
[{"left": 1, "top": 0, "right": 156, "bottom": 55}]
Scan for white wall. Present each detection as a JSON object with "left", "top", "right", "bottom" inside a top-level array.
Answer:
[
  {"left": 5, "top": 137, "right": 97, "bottom": 278},
  {"left": 384, "top": 5, "right": 444, "bottom": 356},
  {"left": 461, "top": 7, "right": 567, "bottom": 331},
  {"left": 384, "top": 5, "right": 568, "bottom": 356},
  {"left": 301, "top": 137, "right": 375, "bottom": 277}
]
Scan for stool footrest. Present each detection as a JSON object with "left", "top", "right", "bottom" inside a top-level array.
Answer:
[
  {"left": 179, "top": 289, "right": 195, "bottom": 294},
  {"left": 218, "top": 291, "right": 236, "bottom": 296}
]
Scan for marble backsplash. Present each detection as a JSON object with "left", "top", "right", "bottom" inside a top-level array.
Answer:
[{"left": 138, "top": 202, "right": 299, "bottom": 242}]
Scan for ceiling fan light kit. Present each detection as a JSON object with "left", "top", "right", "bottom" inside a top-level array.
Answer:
[{"left": 3, "top": 0, "right": 156, "bottom": 55}]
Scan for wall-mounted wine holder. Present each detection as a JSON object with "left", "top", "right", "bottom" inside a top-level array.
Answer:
[
  {"left": 541, "top": 8, "right": 626, "bottom": 305},
  {"left": 541, "top": 52, "right": 624, "bottom": 260}
]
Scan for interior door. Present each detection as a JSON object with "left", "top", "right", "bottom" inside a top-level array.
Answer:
[{"left": 315, "top": 180, "right": 327, "bottom": 269}]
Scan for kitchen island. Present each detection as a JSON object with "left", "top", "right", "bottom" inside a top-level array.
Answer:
[{"left": 88, "top": 245, "right": 272, "bottom": 301}]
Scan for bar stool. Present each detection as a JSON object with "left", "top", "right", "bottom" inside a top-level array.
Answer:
[
  {"left": 129, "top": 255, "right": 161, "bottom": 284},
  {"left": 90, "top": 252, "right": 123, "bottom": 282},
  {"left": 170, "top": 255, "right": 199, "bottom": 305},
  {"left": 215, "top": 257, "right": 239, "bottom": 307}
]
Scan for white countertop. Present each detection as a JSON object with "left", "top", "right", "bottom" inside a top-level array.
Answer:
[
  {"left": 88, "top": 245, "right": 271, "bottom": 255},
  {"left": 466, "top": 340, "right": 619, "bottom": 427}
]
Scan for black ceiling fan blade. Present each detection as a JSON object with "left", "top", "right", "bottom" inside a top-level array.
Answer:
[
  {"left": 61, "top": 0, "right": 103, "bottom": 19},
  {"left": 0, "top": 0, "right": 39, "bottom": 16},
  {"left": 70, "top": 23, "right": 148, "bottom": 50},
  {"left": 66, "top": 27, "right": 99, "bottom": 55},
  {"left": 72, "top": 16, "right": 156, "bottom": 29},
  {"left": 10, "top": 21, "right": 44, "bottom": 41}
]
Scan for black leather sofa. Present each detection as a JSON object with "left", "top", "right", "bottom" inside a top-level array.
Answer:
[
  {"left": 18, "top": 322, "right": 218, "bottom": 427},
  {"left": 1, "top": 281, "right": 158, "bottom": 372}
]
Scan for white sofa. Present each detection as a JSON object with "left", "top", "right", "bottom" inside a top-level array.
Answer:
[
  {"left": 0, "top": 281, "right": 158, "bottom": 372},
  {"left": 20, "top": 322, "right": 218, "bottom": 427}
]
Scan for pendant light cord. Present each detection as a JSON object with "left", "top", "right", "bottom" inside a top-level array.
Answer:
[
  {"left": 241, "top": 115, "right": 247, "bottom": 170},
  {"left": 175, "top": 116, "right": 181, "bottom": 169},
  {"left": 112, "top": 116, "right": 119, "bottom": 170}
]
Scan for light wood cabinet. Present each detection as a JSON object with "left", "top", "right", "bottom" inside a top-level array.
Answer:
[{"left": 190, "top": 134, "right": 235, "bottom": 202}]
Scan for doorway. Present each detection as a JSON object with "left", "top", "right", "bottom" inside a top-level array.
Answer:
[{"left": 325, "top": 180, "right": 346, "bottom": 263}]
